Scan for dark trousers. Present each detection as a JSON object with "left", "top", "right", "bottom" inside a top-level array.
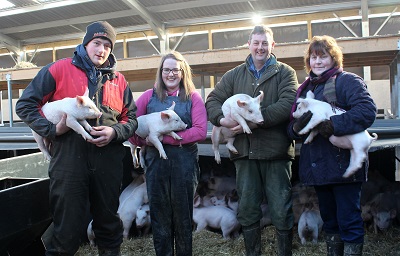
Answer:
[
  {"left": 46, "top": 132, "right": 124, "bottom": 256},
  {"left": 234, "top": 158, "right": 293, "bottom": 230},
  {"left": 145, "top": 144, "right": 200, "bottom": 256},
  {"left": 314, "top": 182, "right": 364, "bottom": 243}
]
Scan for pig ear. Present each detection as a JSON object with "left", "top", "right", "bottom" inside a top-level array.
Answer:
[
  {"left": 83, "top": 88, "right": 89, "bottom": 97},
  {"left": 256, "top": 91, "right": 264, "bottom": 103},
  {"left": 297, "top": 101, "right": 308, "bottom": 109},
  {"left": 193, "top": 195, "right": 201, "bottom": 207},
  {"left": 296, "top": 98, "right": 305, "bottom": 103},
  {"left": 168, "top": 101, "right": 176, "bottom": 111},
  {"left": 160, "top": 111, "right": 171, "bottom": 121},
  {"left": 236, "top": 99, "right": 248, "bottom": 108},
  {"left": 76, "top": 95, "right": 84, "bottom": 106},
  {"left": 306, "top": 90, "right": 315, "bottom": 99}
]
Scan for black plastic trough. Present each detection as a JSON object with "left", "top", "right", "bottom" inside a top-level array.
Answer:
[{"left": 0, "top": 177, "right": 51, "bottom": 256}]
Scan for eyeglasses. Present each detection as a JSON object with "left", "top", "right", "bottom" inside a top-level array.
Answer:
[{"left": 161, "top": 68, "right": 182, "bottom": 75}]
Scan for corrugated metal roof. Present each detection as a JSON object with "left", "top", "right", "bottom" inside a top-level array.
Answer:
[{"left": 0, "top": 0, "right": 398, "bottom": 50}]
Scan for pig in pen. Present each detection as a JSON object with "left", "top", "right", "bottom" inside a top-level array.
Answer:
[{"left": 79, "top": 147, "right": 400, "bottom": 254}]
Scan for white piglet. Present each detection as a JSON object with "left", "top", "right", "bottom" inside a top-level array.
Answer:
[
  {"left": 117, "top": 182, "right": 148, "bottom": 239},
  {"left": 135, "top": 203, "right": 151, "bottom": 235},
  {"left": 297, "top": 209, "right": 323, "bottom": 245},
  {"left": 87, "top": 220, "right": 96, "bottom": 247},
  {"left": 119, "top": 174, "right": 145, "bottom": 205},
  {"left": 129, "top": 101, "right": 187, "bottom": 168},
  {"left": 292, "top": 90, "right": 377, "bottom": 178},
  {"left": 193, "top": 195, "right": 241, "bottom": 239},
  {"left": 33, "top": 95, "right": 102, "bottom": 161},
  {"left": 211, "top": 91, "right": 264, "bottom": 163}
]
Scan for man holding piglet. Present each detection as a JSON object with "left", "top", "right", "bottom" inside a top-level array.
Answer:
[
  {"left": 16, "top": 21, "right": 137, "bottom": 256},
  {"left": 206, "top": 25, "right": 298, "bottom": 256}
]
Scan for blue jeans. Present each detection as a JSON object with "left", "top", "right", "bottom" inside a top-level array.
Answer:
[
  {"left": 234, "top": 158, "right": 293, "bottom": 230},
  {"left": 145, "top": 144, "right": 200, "bottom": 256},
  {"left": 314, "top": 183, "right": 364, "bottom": 243}
]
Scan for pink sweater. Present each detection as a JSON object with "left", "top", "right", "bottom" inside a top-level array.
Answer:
[{"left": 128, "top": 88, "right": 208, "bottom": 146}]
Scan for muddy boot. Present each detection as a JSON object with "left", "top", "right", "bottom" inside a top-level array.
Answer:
[
  {"left": 344, "top": 242, "right": 363, "bottom": 256},
  {"left": 98, "top": 247, "right": 121, "bottom": 256},
  {"left": 326, "top": 233, "right": 344, "bottom": 256},
  {"left": 276, "top": 229, "right": 292, "bottom": 256},
  {"left": 242, "top": 221, "right": 261, "bottom": 256}
]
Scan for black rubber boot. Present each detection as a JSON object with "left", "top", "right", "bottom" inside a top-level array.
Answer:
[
  {"left": 98, "top": 247, "right": 121, "bottom": 256},
  {"left": 276, "top": 229, "right": 293, "bottom": 256},
  {"left": 242, "top": 221, "right": 261, "bottom": 256},
  {"left": 326, "top": 233, "right": 344, "bottom": 256},
  {"left": 344, "top": 242, "right": 363, "bottom": 256}
]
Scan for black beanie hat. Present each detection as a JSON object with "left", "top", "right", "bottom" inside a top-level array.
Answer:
[{"left": 82, "top": 21, "right": 116, "bottom": 51}]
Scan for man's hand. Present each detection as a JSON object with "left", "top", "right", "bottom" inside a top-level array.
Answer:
[
  {"left": 293, "top": 110, "right": 313, "bottom": 134},
  {"left": 230, "top": 122, "right": 258, "bottom": 135},
  {"left": 55, "top": 114, "right": 70, "bottom": 136},
  {"left": 88, "top": 126, "right": 116, "bottom": 147},
  {"left": 317, "top": 120, "right": 334, "bottom": 138}
]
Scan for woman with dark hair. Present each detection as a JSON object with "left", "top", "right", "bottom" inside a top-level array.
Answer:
[
  {"left": 128, "top": 51, "right": 207, "bottom": 255},
  {"left": 288, "top": 35, "right": 376, "bottom": 256}
]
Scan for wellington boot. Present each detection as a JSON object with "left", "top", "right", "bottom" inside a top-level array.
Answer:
[
  {"left": 98, "top": 247, "right": 121, "bottom": 256},
  {"left": 344, "top": 242, "right": 363, "bottom": 256},
  {"left": 326, "top": 233, "right": 344, "bottom": 256},
  {"left": 276, "top": 229, "right": 293, "bottom": 256},
  {"left": 242, "top": 222, "right": 261, "bottom": 256}
]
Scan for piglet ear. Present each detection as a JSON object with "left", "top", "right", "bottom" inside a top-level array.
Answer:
[
  {"left": 296, "top": 98, "right": 305, "bottom": 103},
  {"left": 193, "top": 194, "right": 201, "bottom": 207},
  {"left": 168, "top": 101, "right": 176, "bottom": 111},
  {"left": 236, "top": 100, "right": 248, "bottom": 108},
  {"left": 160, "top": 111, "right": 171, "bottom": 122},
  {"left": 83, "top": 88, "right": 89, "bottom": 97},
  {"left": 76, "top": 95, "right": 84, "bottom": 106},
  {"left": 256, "top": 91, "right": 264, "bottom": 103},
  {"left": 306, "top": 90, "right": 315, "bottom": 99}
]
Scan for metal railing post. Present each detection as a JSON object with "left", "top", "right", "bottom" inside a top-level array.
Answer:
[{"left": 6, "top": 73, "right": 13, "bottom": 127}]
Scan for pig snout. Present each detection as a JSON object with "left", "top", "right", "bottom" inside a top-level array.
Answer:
[{"left": 180, "top": 122, "right": 188, "bottom": 130}]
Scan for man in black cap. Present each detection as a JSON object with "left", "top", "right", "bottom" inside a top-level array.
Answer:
[{"left": 16, "top": 21, "right": 137, "bottom": 256}]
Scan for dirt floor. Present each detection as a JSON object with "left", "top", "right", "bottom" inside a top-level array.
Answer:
[{"left": 76, "top": 225, "right": 400, "bottom": 256}]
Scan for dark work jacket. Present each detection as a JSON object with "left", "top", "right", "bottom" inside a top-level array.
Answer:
[
  {"left": 15, "top": 47, "right": 137, "bottom": 143},
  {"left": 206, "top": 54, "right": 298, "bottom": 161},
  {"left": 288, "top": 71, "right": 377, "bottom": 185}
]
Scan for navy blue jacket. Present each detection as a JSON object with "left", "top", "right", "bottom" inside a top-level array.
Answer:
[{"left": 288, "top": 71, "right": 377, "bottom": 185}]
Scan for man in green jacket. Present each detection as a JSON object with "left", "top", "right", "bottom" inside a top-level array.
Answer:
[{"left": 206, "top": 25, "right": 298, "bottom": 256}]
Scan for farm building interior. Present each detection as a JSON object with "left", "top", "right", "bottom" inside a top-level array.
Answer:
[
  {"left": 0, "top": 0, "right": 400, "bottom": 254},
  {"left": 0, "top": 0, "right": 399, "bottom": 177}
]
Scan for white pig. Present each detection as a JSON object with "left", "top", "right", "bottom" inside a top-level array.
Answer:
[
  {"left": 119, "top": 174, "right": 145, "bottom": 205},
  {"left": 193, "top": 195, "right": 241, "bottom": 239},
  {"left": 33, "top": 95, "right": 102, "bottom": 161},
  {"left": 135, "top": 203, "right": 151, "bottom": 235},
  {"left": 292, "top": 90, "right": 377, "bottom": 178},
  {"left": 210, "top": 195, "right": 228, "bottom": 207},
  {"left": 369, "top": 192, "right": 397, "bottom": 233},
  {"left": 117, "top": 182, "right": 148, "bottom": 239},
  {"left": 87, "top": 220, "right": 96, "bottom": 247},
  {"left": 211, "top": 91, "right": 264, "bottom": 163},
  {"left": 129, "top": 101, "right": 187, "bottom": 168},
  {"left": 297, "top": 209, "right": 323, "bottom": 245}
]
